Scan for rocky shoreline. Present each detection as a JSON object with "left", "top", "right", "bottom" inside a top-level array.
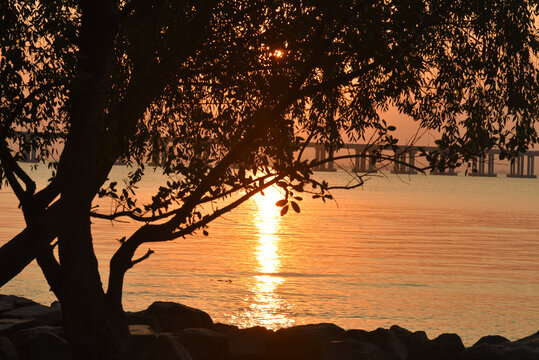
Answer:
[{"left": 0, "top": 294, "right": 537, "bottom": 360}]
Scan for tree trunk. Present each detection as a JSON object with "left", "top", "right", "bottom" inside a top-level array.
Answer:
[
  {"left": 57, "top": 194, "right": 132, "bottom": 360},
  {"left": 52, "top": 3, "right": 133, "bottom": 358}
]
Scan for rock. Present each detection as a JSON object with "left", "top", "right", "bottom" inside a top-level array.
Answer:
[
  {"left": 15, "top": 327, "right": 72, "bottom": 360},
  {"left": 0, "top": 319, "right": 41, "bottom": 336},
  {"left": 432, "top": 333, "right": 465, "bottom": 353},
  {"left": 130, "top": 324, "right": 162, "bottom": 355},
  {"left": 473, "top": 335, "right": 510, "bottom": 347},
  {"left": 515, "top": 331, "right": 539, "bottom": 348},
  {"left": 320, "top": 340, "right": 385, "bottom": 360},
  {"left": 268, "top": 324, "right": 345, "bottom": 360},
  {"left": 127, "top": 310, "right": 162, "bottom": 331},
  {"left": 145, "top": 302, "right": 213, "bottom": 332},
  {"left": 389, "top": 326, "right": 428, "bottom": 355},
  {"left": 408, "top": 333, "right": 464, "bottom": 360},
  {"left": 226, "top": 327, "right": 273, "bottom": 360},
  {"left": 213, "top": 323, "right": 240, "bottom": 335},
  {"left": 0, "top": 337, "right": 20, "bottom": 360},
  {"left": 0, "top": 295, "right": 39, "bottom": 309},
  {"left": 275, "top": 323, "right": 345, "bottom": 343},
  {"left": 1, "top": 304, "right": 62, "bottom": 325},
  {"left": 149, "top": 334, "right": 193, "bottom": 360},
  {"left": 176, "top": 328, "right": 229, "bottom": 360},
  {"left": 0, "top": 300, "right": 14, "bottom": 313},
  {"left": 461, "top": 343, "right": 539, "bottom": 360},
  {"left": 345, "top": 328, "right": 407, "bottom": 360},
  {"left": 390, "top": 325, "right": 413, "bottom": 337},
  {"left": 461, "top": 331, "right": 539, "bottom": 360}
]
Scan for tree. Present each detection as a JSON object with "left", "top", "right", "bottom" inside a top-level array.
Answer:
[{"left": 0, "top": 0, "right": 537, "bottom": 359}]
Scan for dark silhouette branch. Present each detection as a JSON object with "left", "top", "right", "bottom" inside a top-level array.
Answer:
[
  {"left": 0, "top": 140, "right": 36, "bottom": 203},
  {"left": 0, "top": 82, "right": 61, "bottom": 138},
  {"left": 91, "top": 173, "right": 276, "bottom": 222},
  {"left": 130, "top": 248, "right": 154, "bottom": 267},
  {"left": 106, "top": 174, "right": 283, "bottom": 307}
]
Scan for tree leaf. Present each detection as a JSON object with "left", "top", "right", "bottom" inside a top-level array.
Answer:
[
  {"left": 280, "top": 205, "right": 289, "bottom": 216},
  {"left": 275, "top": 199, "right": 287, "bottom": 207},
  {"left": 291, "top": 201, "right": 300, "bottom": 213}
]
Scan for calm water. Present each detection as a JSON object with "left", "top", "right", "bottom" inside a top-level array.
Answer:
[{"left": 1, "top": 164, "right": 538, "bottom": 345}]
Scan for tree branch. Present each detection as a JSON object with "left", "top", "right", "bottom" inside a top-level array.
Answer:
[{"left": 0, "top": 140, "right": 36, "bottom": 204}]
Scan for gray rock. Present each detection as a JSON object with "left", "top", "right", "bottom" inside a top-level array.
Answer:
[
  {"left": 268, "top": 324, "right": 345, "bottom": 360},
  {"left": 0, "top": 300, "right": 15, "bottom": 313},
  {"left": 145, "top": 302, "right": 213, "bottom": 332},
  {"left": 14, "top": 325, "right": 64, "bottom": 338},
  {"left": 515, "top": 331, "right": 539, "bottom": 348},
  {"left": 1, "top": 304, "right": 61, "bottom": 325},
  {"left": 0, "top": 319, "right": 40, "bottom": 336},
  {"left": 275, "top": 323, "right": 345, "bottom": 343},
  {"left": 127, "top": 310, "right": 162, "bottom": 331},
  {"left": 226, "top": 327, "right": 273, "bottom": 359},
  {"left": 0, "top": 337, "right": 20, "bottom": 360},
  {"left": 432, "top": 333, "right": 465, "bottom": 354},
  {"left": 462, "top": 331, "right": 539, "bottom": 360},
  {"left": 177, "top": 328, "right": 228, "bottom": 360},
  {"left": 130, "top": 324, "right": 161, "bottom": 354},
  {"left": 0, "top": 295, "right": 39, "bottom": 309},
  {"left": 390, "top": 325, "right": 413, "bottom": 337},
  {"left": 461, "top": 343, "right": 539, "bottom": 360},
  {"left": 345, "top": 328, "right": 407, "bottom": 360},
  {"left": 149, "top": 334, "right": 193, "bottom": 360},
  {"left": 320, "top": 340, "right": 385, "bottom": 360},
  {"left": 408, "top": 333, "right": 464, "bottom": 360},
  {"left": 473, "top": 335, "right": 510, "bottom": 347},
  {"left": 16, "top": 328, "right": 72, "bottom": 360},
  {"left": 213, "top": 323, "right": 240, "bottom": 335}
]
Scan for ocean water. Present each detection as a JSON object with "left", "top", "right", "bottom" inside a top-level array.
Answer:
[{"left": 1, "top": 164, "right": 538, "bottom": 345}]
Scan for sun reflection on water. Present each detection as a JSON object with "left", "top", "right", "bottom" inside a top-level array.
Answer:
[{"left": 244, "top": 186, "right": 294, "bottom": 329}]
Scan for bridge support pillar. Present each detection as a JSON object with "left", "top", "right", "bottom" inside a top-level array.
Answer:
[
  {"left": 393, "top": 150, "right": 417, "bottom": 174},
  {"left": 313, "top": 145, "right": 336, "bottom": 172},
  {"left": 509, "top": 155, "right": 536, "bottom": 178}
]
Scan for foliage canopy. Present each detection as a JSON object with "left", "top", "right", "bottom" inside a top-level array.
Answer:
[{"left": 0, "top": 0, "right": 537, "bottom": 358}]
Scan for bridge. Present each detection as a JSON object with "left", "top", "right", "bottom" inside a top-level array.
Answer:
[
  {"left": 305, "top": 143, "right": 539, "bottom": 178},
  {"left": 14, "top": 132, "right": 538, "bottom": 178}
]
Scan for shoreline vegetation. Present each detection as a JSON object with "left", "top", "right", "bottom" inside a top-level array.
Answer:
[{"left": 0, "top": 294, "right": 537, "bottom": 360}]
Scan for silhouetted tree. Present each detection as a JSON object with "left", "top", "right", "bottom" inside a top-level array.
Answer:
[{"left": 0, "top": 0, "right": 537, "bottom": 358}]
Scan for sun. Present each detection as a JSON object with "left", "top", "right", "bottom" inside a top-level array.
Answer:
[{"left": 273, "top": 49, "right": 284, "bottom": 58}]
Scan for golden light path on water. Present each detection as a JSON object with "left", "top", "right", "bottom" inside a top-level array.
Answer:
[{"left": 244, "top": 185, "right": 294, "bottom": 329}]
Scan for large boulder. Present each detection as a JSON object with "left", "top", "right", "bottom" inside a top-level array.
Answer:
[
  {"left": 389, "top": 324, "right": 429, "bottom": 358},
  {"left": 473, "top": 335, "right": 510, "bottom": 347},
  {"left": 0, "top": 319, "right": 41, "bottom": 337},
  {"left": 269, "top": 323, "right": 345, "bottom": 360},
  {"left": 0, "top": 300, "right": 15, "bottom": 313},
  {"left": 127, "top": 310, "right": 162, "bottom": 331},
  {"left": 130, "top": 324, "right": 163, "bottom": 358},
  {"left": 461, "top": 331, "right": 539, "bottom": 360},
  {"left": 14, "top": 327, "right": 72, "bottom": 360},
  {"left": 409, "top": 332, "right": 464, "bottom": 360},
  {"left": 176, "top": 328, "right": 229, "bottom": 360},
  {"left": 320, "top": 340, "right": 385, "bottom": 360},
  {"left": 145, "top": 302, "right": 213, "bottom": 332},
  {"left": 1, "top": 304, "right": 62, "bottom": 326},
  {"left": 275, "top": 323, "right": 345, "bottom": 343},
  {"left": 0, "top": 337, "right": 20, "bottom": 360},
  {"left": 461, "top": 343, "right": 539, "bottom": 360},
  {"left": 515, "top": 331, "right": 539, "bottom": 348},
  {"left": 0, "top": 295, "right": 39, "bottom": 310},
  {"left": 224, "top": 326, "right": 273, "bottom": 360},
  {"left": 345, "top": 328, "right": 407, "bottom": 360},
  {"left": 149, "top": 334, "right": 193, "bottom": 360}
]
